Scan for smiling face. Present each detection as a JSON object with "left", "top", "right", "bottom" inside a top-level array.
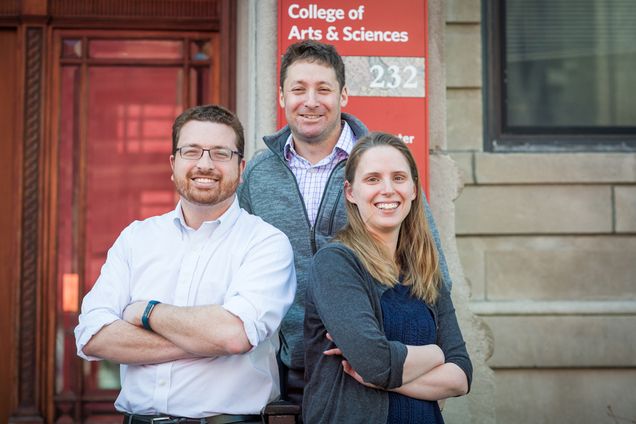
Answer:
[
  {"left": 279, "top": 60, "right": 348, "bottom": 148},
  {"left": 345, "top": 145, "right": 417, "bottom": 243},
  {"left": 170, "top": 120, "right": 245, "bottom": 216}
]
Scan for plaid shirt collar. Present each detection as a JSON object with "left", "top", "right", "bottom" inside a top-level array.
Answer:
[{"left": 283, "top": 121, "right": 355, "bottom": 165}]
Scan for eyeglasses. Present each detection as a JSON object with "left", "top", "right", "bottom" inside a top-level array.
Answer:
[{"left": 175, "top": 146, "right": 243, "bottom": 162}]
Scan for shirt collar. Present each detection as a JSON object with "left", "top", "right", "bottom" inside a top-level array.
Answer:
[
  {"left": 283, "top": 121, "right": 355, "bottom": 163},
  {"left": 172, "top": 196, "right": 241, "bottom": 232}
]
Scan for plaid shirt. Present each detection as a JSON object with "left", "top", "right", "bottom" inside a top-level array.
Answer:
[{"left": 284, "top": 122, "right": 355, "bottom": 225}]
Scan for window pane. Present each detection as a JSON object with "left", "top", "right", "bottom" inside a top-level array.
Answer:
[
  {"left": 505, "top": 0, "right": 636, "bottom": 128},
  {"left": 56, "top": 65, "right": 80, "bottom": 395},
  {"left": 89, "top": 39, "right": 183, "bottom": 60}
]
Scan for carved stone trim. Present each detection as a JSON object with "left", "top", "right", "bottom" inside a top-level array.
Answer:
[{"left": 10, "top": 26, "right": 45, "bottom": 424}]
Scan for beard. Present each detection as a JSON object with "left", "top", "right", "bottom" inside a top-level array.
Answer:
[{"left": 173, "top": 168, "right": 240, "bottom": 207}]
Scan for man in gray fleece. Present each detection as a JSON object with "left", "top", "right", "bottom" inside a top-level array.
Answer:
[{"left": 237, "top": 40, "right": 453, "bottom": 406}]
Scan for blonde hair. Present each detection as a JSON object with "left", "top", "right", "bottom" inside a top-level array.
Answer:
[{"left": 335, "top": 132, "right": 441, "bottom": 303}]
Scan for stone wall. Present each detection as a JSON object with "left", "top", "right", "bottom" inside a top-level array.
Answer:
[{"left": 446, "top": 0, "right": 636, "bottom": 422}]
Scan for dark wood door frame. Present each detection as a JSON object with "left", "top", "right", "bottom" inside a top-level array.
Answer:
[{"left": 4, "top": 1, "right": 236, "bottom": 423}]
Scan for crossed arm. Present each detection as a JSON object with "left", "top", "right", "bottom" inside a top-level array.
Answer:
[
  {"left": 325, "top": 336, "right": 468, "bottom": 401},
  {"left": 309, "top": 245, "right": 470, "bottom": 402},
  {"left": 77, "top": 220, "right": 295, "bottom": 366},
  {"left": 82, "top": 302, "right": 250, "bottom": 364}
]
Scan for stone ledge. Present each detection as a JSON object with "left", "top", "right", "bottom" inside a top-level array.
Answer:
[
  {"left": 472, "top": 153, "right": 636, "bottom": 184},
  {"left": 471, "top": 300, "right": 636, "bottom": 315}
]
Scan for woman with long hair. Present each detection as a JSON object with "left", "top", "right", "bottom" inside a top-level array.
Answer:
[{"left": 303, "top": 132, "right": 472, "bottom": 423}]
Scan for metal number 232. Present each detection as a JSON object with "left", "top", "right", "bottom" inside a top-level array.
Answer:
[{"left": 369, "top": 64, "right": 418, "bottom": 89}]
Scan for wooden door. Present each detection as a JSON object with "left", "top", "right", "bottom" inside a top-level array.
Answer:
[{"left": 51, "top": 31, "right": 220, "bottom": 423}]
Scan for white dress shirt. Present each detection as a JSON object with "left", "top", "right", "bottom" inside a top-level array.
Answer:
[{"left": 75, "top": 197, "right": 296, "bottom": 417}]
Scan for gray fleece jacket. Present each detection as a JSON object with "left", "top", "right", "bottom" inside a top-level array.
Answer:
[{"left": 237, "top": 113, "right": 453, "bottom": 371}]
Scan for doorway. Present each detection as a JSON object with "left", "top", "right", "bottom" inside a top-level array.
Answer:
[{"left": 51, "top": 30, "right": 221, "bottom": 423}]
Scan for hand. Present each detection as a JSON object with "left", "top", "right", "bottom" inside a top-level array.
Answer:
[
  {"left": 122, "top": 301, "right": 148, "bottom": 326},
  {"left": 322, "top": 333, "right": 380, "bottom": 390},
  {"left": 323, "top": 333, "right": 343, "bottom": 356},
  {"left": 342, "top": 360, "right": 380, "bottom": 389}
]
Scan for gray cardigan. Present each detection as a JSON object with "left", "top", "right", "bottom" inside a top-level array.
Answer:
[
  {"left": 303, "top": 243, "right": 472, "bottom": 424},
  {"left": 238, "top": 113, "right": 454, "bottom": 371}
]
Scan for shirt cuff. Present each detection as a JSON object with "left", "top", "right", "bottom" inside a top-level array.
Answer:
[
  {"left": 74, "top": 313, "right": 119, "bottom": 361},
  {"left": 222, "top": 296, "right": 262, "bottom": 348}
]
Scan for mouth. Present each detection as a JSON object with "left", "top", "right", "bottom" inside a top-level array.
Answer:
[
  {"left": 299, "top": 113, "right": 323, "bottom": 121},
  {"left": 375, "top": 202, "right": 399, "bottom": 210},
  {"left": 191, "top": 176, "right": 219, "bottom": 187}
]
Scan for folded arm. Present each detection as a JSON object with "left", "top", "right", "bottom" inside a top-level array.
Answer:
[
  {"left": 123, "top": 301, "right": 251, "bottom": 356},
  {"left": 82, "top": 319, "right": 199, "bottom": 364},
  {"left": 123, "top": 228, "right": 296, "bottom": 357},
  {"left": 390, "top": 362, "right": 469, "bottom": 400}
]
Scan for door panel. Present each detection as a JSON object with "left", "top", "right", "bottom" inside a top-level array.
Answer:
[{"left": 53, "top": 32, "right": 216, "bottom": 423}]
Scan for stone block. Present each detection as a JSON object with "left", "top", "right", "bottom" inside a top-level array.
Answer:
[
  {"left": 474, "top": 153, "right": 636, "bottom": 184},
  {"left": 484, "top": 315, "right": 636, "bottom": 367},
  {"left": 446, "top": 0, "right": 480, "bottom": 22},
  {"left": 486, "top": 244, "right": 636, "bottom": 300},
  {"left": 456, "top": 238, "right": 485, "bottom": 299},
  {"left": 495, "top": 369, "right": 636, "bottom": 424},
  {"left": 446, "top": 24, "right": 481, "bottom": 88},
  {"left": 448, "top": 151, "right": 475, "bottom": 186},
  {"left": 455, "top": 185, "right": 612, "bottom": 234},
  {"left": 458, "top": 236, "right": 636, "bottom": 300},
  {"left": 616, "top": 186, "right": 636, "bottom": 232},
  {"left": 447, "top": 89, "right": 483, "bottom": 151}
]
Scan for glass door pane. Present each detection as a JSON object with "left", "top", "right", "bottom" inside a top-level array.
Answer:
[
  {"left": 55, "top": 33, "right": 215, "bottom": 423},
  {"left": 85, "top": 66, "right": 182, "bottom": 391}
]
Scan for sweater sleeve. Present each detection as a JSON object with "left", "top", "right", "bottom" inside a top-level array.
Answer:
[
  {"left": 436, "top": 281, "right": 473, "bottom": 391},
  {"left": 309, "top": 245, "right": 407, "bottom": 389}
]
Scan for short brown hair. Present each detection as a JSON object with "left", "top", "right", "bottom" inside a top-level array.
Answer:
[
  {"left": 172, "top": 104, "right": 244, "bottom": 156},
  {"left": 280, "top": 40, "right": 346, "bottom": 91}
]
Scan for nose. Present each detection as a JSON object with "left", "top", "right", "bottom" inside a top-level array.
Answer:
[
  {"left": 304, "top": 89, "right": 319, "bottom": 108},
  {"left": 380, "top": 178, "right": 395, "bottom": 194}
]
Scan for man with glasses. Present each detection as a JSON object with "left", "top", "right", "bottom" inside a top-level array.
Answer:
[{"left": 75, "top": 105, "right": 296, "bottom": 424}]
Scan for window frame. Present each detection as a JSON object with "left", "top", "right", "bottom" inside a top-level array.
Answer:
[{"left": 484, "top": 0, "right": 636, "bottom": 152}]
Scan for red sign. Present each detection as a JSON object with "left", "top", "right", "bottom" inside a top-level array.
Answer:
[{"left": 278, "top": 0, "right": 429, "bottom": 193}]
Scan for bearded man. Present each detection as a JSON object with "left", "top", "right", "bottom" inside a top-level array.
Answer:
[{"left": 75, "top": 104, "right": 296, "bottom": 424}]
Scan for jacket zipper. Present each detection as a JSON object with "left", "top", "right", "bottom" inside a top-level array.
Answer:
[{"left": 311, "top": 159, "right": 347, "bottom": 254}]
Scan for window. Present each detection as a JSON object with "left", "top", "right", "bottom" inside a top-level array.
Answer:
[{"left": 486, "top": 0, "right": 636, "bottom": 150}]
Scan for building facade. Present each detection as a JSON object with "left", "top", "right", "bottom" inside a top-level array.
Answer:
[{"left": 1, "top": 0, "right": 634, "bottom": 423}]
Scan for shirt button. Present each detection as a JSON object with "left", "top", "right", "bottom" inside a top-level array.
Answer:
[{"left": 158, "top": 380, "right": 166, "bottom": 386}]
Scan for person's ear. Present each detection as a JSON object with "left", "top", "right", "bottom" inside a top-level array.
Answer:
[
  {"left": 344, "top": 180, "right": 355, "bottom": 204},
  {"left": 340, "top": 85, "right": 349, "bottom": 108},
  {"left": 238, "top": 159, "right": 246, "bottom": 184}
]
